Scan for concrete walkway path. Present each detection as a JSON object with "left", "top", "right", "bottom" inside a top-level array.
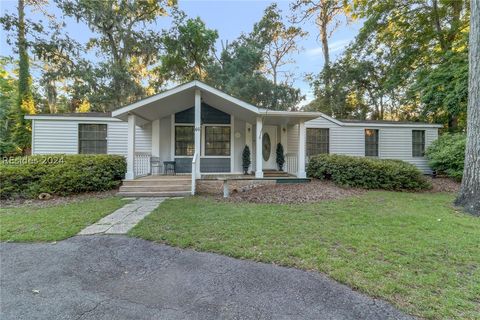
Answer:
[{"left": 78, "top": 198, "right": 164, "bottom": 235}]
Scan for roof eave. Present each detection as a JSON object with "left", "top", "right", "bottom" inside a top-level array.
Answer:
[
  {"left": 341, "top": 122, "right": 443, "bottom": 128},
  {"left": 24, "top": 115, "right": 120, "bottom": 121}
]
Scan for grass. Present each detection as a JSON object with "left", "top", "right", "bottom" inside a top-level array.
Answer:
[
  {"left": 0, "top": 197, "right": 129, "bottom": 242},
  {"left": 130, "top": 192, "right": 480, "bottom": 320}
]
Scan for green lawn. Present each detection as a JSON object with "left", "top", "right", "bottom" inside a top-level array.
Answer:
[
  {"left": 0, "top": 197, "right": 129, "bottom": 242},
  {"left": 130, "top": 192, "right": 480, "bottom": 320}
]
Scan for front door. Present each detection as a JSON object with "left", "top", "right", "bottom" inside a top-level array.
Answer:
[{"left": 262, "top": 125, "right": 277, "bottom": 170}]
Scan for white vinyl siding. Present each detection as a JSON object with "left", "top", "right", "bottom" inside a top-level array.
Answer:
[
  {"left": 304, "top": 116, "right": 439, "bottom": 173},
  {"left": 107, "top": 122, "right": 128, "bottom": 155},
  {"left": 30, "top": 115, "right": 439, "bottom": 174},
  {"left": 31, "top": 119, "right": 151, "bottom": 156},
  {"left": 157, "top": 115, "right": 172, "bottom": 162},
  {"left": 287, "top": 124, "right": 299, "bottom": 154},
  {"left": 32, "top": 120, "right": 79, "bottom": 154}
]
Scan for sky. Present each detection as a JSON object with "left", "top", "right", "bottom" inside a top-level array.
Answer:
[{"left": 0, "top": 0, "right": 363, "bottom": 106}]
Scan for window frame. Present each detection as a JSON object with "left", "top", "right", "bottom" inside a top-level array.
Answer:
[
  {"left": 78, "top": 123, "right": 108, "bottom": 154},
  {"left": 174, "top": 125, "right": 195, "bottom": 157},
  {"left": 412, "top": 130, "right": 426, "bottom": 157},
  {"left": 203, "top": 125, "right": 231, "bottom": 157},
  {"left": 364, "top": 129, "right": 379, "bottom": 157},
  {"left": 306, "top": 128, "right": 330, "bottom": 157}
]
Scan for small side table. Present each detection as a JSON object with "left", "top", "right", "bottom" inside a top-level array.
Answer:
[{"left": 163, "top": 161, "right": 176, "bottom": 175}]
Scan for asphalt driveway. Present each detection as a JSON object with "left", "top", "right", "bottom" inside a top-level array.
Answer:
[{"left": 1, "top": 236, "right": 414, "bottom": 320}]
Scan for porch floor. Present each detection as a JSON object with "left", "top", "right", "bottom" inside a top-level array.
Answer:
[{"left": 119, "top": 172, "right": 309, "bottom": 198}]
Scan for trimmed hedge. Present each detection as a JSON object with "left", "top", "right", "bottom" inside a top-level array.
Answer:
[
  {"left": 0, "top": 154, "right": 126, "bottom": 199},
  {"left": 425, "top": 133, "right": 466, "bottom": 181},
  {"left": 307, "top": 154, "right": 431, "bottom": 191}
]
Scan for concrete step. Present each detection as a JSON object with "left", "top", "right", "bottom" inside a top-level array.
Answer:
[
  {"left": 263, "top": 172, "right": 290, "bottom": 177},
  {"left": 123, "top": 176, "right": 191, "bottom": 181},
  {"left": 117, "top": 191, "right": 191, "bottom": 197},
  {"left": 122, "top": 179, "right": 191, "bottom": 187},
  {"left": 119, "top": 185, "right": 191, "bottom": 192}
]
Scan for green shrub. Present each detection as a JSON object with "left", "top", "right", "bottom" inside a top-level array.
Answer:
[
  {"left": 425, "top": 133, "right": 466, "bottom": 181},
  {"left": 307, "top": 154, "right": 431, "bottom": 191},
  {"left": 0, "top": 141, "right": 21, "bottom": 157},
  {"left": 0, "top": 154, "right": 126, "bottom": 199}
]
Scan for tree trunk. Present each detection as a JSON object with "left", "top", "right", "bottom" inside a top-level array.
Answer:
[
  {"left": 448, "top": 115, "right": 458, "bottom": 131},
  {"left": 319, "top": 17, "right": 333, "bottom": 115},
  {"left": 15, "top": 0, "right": 34, "bottom": 154},
  {"left": 455, "top": 0, "right": 480, "bottom": 216},
  {"left": 18, "top": 0, "right": 28, "bottom": 103},
  {"left": 432, "top": 0, "right": 448, "bottom": 52}
]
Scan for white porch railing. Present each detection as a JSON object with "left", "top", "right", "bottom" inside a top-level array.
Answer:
[
  {"left": 191, "top": 152, "right": 199, "bottom": 195},
  {"left": 285, "top": 153, "right": 298, "bottom": 175},
  {"left": 134, "top": 152, "right": 151, "bottom": 178}
]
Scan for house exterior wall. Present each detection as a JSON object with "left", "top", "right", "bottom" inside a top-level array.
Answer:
[
  {"left": 233, "top": 119, "right": 246, "bottom": 173},
  {"left": 159, "top": 115, "right": 172, "bottom": 162},
  {"left": 31, "top": 119, "right": 151, "bottom": 156},
  {"left": 30, "top": 114, "right": 439, "bottom": 174},
  {"left": 304, "top": 116, "right": 439, "bottom": 173}
]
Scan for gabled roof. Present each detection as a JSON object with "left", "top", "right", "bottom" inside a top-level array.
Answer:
[
  {"left": 110, "top": 80, "right": 323, "bottom": 125},
  {"left": 111, "top": 80, "right": 259, "bottom": 118}
]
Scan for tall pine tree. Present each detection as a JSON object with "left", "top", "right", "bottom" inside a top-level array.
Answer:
[{"left": 14, "top": 0, "right": 36, "bottom": 154}]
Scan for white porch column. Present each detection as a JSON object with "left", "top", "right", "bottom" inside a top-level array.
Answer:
[
  {"left": 126, "top": 114, "right": 137, "bottom": 180},
  {"left": 151, "top": 119, "right": 160, "bottom": 157},
  {"left": 255, "top": 117, "right": 263, "bottom": 178},
  {"left": 297, "top": 121, "right": 306, "bottom": 178},
  {"left": 194, "top": 89, "right": 201, "bottom": 176}
]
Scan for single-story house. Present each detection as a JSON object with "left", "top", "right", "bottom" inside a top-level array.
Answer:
[{"left": 25, "top": 80, "right": 442, "bottom": 196}]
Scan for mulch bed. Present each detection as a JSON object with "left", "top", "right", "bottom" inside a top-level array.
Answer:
[
  {"left": 224, "top": 177, "right": 461, "bottom": 205},
  {"left": 424, "top": 177, "right": 461, "bottom": 193},
  {"left": 0, "top": 190, "right": 119, "bottom": 209},
  {"left": 226, "top": 180, "right": 365, "bottom": 204}
]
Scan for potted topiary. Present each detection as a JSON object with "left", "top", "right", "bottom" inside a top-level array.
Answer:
[
  {"left": 276, "top": 143, "right": 285, "bottom": 171},
  {"left": 242, "top": 145, "right": 251, "bottom": 175}
]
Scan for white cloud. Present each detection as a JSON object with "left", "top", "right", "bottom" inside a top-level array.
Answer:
[{"left": 306, "top": 39, "right": 351, "bottom": 57}]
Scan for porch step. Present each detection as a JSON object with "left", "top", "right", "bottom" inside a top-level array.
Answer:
[
  {"left": 119, "top": 185, "right": 191, "bottom": 192},
  {"left": 263, "top": 170, "right": 291, "bottom": 177},
  {"left": 117, "top": 191, "right": 191, "bottom": 197},
  {"left": 119, "top": 175, "right": 192, "bottom": 197},
  {"left": 122, "top": 179, "right": 191, "bottom": 187}
]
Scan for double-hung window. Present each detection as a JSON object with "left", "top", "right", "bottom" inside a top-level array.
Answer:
[
  {"left": 78, "top": 124, "right": 107, "bottom": 154},
  {"left": 365, "top": 129, "right": 379, "bottom": 157},
  {"left": 205, "top": 126, "right": 230, "bottom": 156},
  {"left": 306, "top": 128, "right": 329, "bottom": 156},
  {"left": 175, "top": 126, "right": 194, "bottom": 156},
  {"left": 412, "top": 130, "right": 425, "bottom": 157}
]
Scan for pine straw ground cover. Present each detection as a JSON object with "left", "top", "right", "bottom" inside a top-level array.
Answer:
[
  {"left": 0, "top": 190, "right": 120, "bottom": 209},
  {"left": 226, "top": 177, "right": 459, "bottom": 204},
  {"left": 227, "top": 180, "right": 364, "bottom": 204}
]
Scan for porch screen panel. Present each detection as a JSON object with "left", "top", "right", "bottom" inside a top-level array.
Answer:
[
  {"left": 365, "top": 129, "right": 379, "bottom": 157},
  {"left": 78, "top": 124, "right": 107, "bottom": 154},
  {"left": 306, "top": 128, "right": 329, "bottom": 156},
  {"left": 412, "top": 130, "right": 425, "bottom": 157},
  {"left": 205, "top": 126, "right": 231, "bottom": 156},
  {"left": 175, "top": 126, "right": 194, "bottom": 156}
]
